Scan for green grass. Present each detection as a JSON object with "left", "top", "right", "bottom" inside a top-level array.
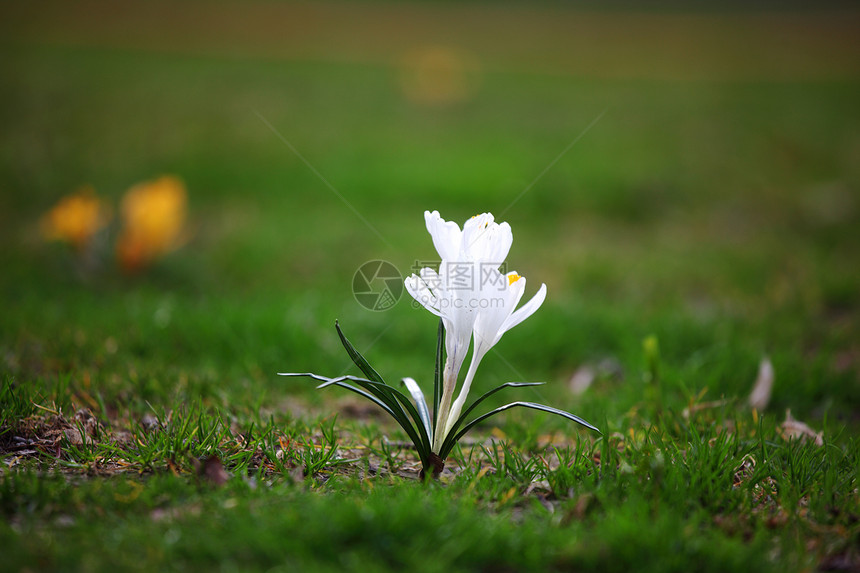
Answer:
[
  {"left": 3, "top": 392, "right": 856, "bottom": 572},
  {"left": 1, "top": 1, "right": 859, "bottom": 571}
]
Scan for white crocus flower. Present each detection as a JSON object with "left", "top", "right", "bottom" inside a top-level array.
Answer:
[
  {"left": 406, "top": 210, "right": 543, "bottom": 453},
  {"left": 285, "top": 209, "right": 598, "bottom": 480}
]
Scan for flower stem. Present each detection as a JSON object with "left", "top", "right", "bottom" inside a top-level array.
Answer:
[{"left": 432, "top": 358, "right": 457, "bottom": 452}]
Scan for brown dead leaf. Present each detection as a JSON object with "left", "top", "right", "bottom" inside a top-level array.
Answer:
[
  {"left": 63, "top": 428, "right": 83, "bottom": 445},
  {"left": 288, "top": 464, "right": 305, "bottom": 483},
  {"left": 196, "top": 455, "right": 230, "bottom": 486},
  {"left": 568, "top": 365, "right": 595, "bottom": 395},
  {"left": 682, "top": 399, "right": 731, "bottom": 419},
  {"left": 748, "top": 357, "right": 774, "bottom": 411},
  {"left": 567, "top": 358, "right": 624, "bottom": 396},
  {"left": 141, "top": 414, "right": 160, "bottom": 432},
  {"left": 574, "top": 493, "right": 595, "bottom": 519},
  {"left": 524, "top": 480, "right": 552, "bottom": 497},
  {"left": 780, "top": 409, "right": 824, "bottom": 446},
  {"left": 733, "top": 454, "right": 756, "bottom": 486}
]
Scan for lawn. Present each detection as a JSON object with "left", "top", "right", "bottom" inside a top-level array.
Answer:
[{"left": 1, "top": 2, "right": 859, "bottom": 571}]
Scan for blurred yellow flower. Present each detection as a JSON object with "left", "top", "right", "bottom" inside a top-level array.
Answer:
[
  {"left": 116, "top": 175, "right": 187, "bottom": 272},
  {"left": 40, "top": 186, "right": 110, "bottom": 251},
  {"left": 400, "top": 46, "right": 480, "bottom": 106}
]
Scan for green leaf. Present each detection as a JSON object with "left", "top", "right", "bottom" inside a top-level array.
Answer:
[
  {"left": 433, "top": 318, "right": 444, "bottom": 425},
  {"left": 334, "top": 322, "right": 432, "bottom": 454},
  {"left": 330, "top": 376, "right": 432, "bottom": 456},
  {"left": 401, "top": 377, "right": 432, "bottom": 438},
  {"left": 335, "top": 321, "right": 385, "bottom": 384},
  {"left": 278, "top": 372, "right": 396, "bottom": 418},
  {"left": 439, "top": 401, "right": 600, "bottom": 459},
  {"left": 439, "top": 382, "right": 544, "bottom": 456},
  {"left": 280, "top": 372, "right": 431, "bottom": 464},
  {"left": 283, "top": 323, "right": 438, "bottom": 466}
]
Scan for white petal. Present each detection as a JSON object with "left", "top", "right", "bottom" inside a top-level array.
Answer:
[
  {"left": 418, "top": 266, "right": 446, "bottom": 297},
  {"left": 405, "top": 272, "right": 442, "bottom": 317},
  {"left": 470, "top": 270, "right": 522, "bottom": 353},
  {"left": 461, "top": 213, "right": 512, "bottom": 264},
  {"left": 499, "top": 282, "right": 547, "bottom": 336},
  {"left": 486, "top": 222, "right": 513, "bottom": 264},
  {"left": 462, "top": 213, "right": 494, "bottom": 237},
  {"left": 424, "top": 210, "right": 462, "bottom": 261}
]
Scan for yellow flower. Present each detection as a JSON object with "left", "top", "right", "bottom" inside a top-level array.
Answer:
[
  {"left": 116, "top": 175, "right": 187, "bottom": 272},
  {"left": 40, "top": 186, "right": 110, "bottom": 251},
  {"left": 400, "top": 46, "right": 480, "bottom": 106}
]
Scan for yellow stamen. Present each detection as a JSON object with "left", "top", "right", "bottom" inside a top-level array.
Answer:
[{"left": 508, "top": 273, "right": 521, "bottom": 285}]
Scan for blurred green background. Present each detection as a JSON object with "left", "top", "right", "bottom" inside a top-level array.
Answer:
[{"left": 1, "top": 0, "right": 858, "bottom": 427}]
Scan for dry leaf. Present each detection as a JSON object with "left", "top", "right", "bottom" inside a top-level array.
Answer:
[
  {"left": 63, "top": 428, "right": 83, "bottom": 445},
  {"left": 74, "top": 408, "right": 100, "bottom": 438},
  {"left": 141, "top": 414, "right": 160, "bottom": 432},
  {"left": 780, "top": 409, "right": 823, "bottom": 446},
  {"left": 288, "top": 465, "right": 305, "bottom": 483},
  {"left": 573, "top": 493, "right": 595, "bottom": 519},
  {"left": 682, "top": 399, "right": 731, "bottom": 419},
  {"left": 568, "top": 365, "right": 595, "bottom": 395},
  {"left": 733, "top": 454, "right": 756, "bottom": 486},
  {"left": 197, "top": 455, "right": 230, "bottom": 486},
  {"left": 568, "top": 358, "right": 623, "bottom": 396},
  {"left": 748, "top": 357, "right": 774, "bottom": 411}
]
